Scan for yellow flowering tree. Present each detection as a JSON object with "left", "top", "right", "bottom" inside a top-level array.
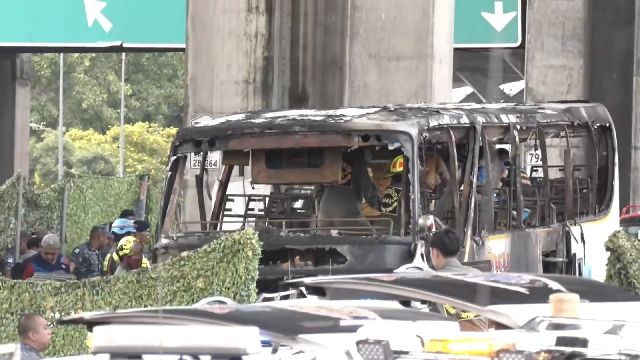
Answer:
[{"left": 31, "top": 123, "right": 177, "bottom": 187}]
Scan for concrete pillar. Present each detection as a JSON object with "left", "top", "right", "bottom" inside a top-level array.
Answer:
[
  {"left": 184, "top": 0, "right": 271, "bottom": 121},
  {"left": 590, "top": 0, "right": 636, "bottom": 209},
  {"left": 0, "top": 54, "right": 31, "bottom": 183},
  {"left": 294, "top": 0, "right": 454, "bottom": 109},
  {"left": 345, "top": 0, "right": 454, "bottom": 105},
  {"left": 183, "top": 0, "right": 289, "bottom": 229},
  {"left": 524, "top": 0, "right": 588, "bottom": 102}
]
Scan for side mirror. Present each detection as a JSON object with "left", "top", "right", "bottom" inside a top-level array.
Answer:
[{"left": 419, "top": 215, "right": 435, "bottom": 232}]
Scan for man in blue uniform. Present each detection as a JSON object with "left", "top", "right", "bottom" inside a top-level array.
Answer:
[{"left": 70, "top": 226, "right": 108, "bottom": 280}]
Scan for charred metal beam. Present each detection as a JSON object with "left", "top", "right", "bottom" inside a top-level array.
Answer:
[
  {"left": 209, "top": 165, "right": 235, "bottom": 231},
  {"left": 161, "top": 157, "right": 186, "bottom": 235}
]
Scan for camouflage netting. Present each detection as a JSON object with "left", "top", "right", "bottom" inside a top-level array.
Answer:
[
  {"left": 0, "top": 173, "right": 64, "bottom": 252},
  {"left": 605, "top": 229, "right": 640, "bottom": 294},
  {"left": 0, "top": 172, "right": 160, "bottom": 258},
  {"left": 0, "top": 229, "right": 260, "bottom": 357},
  {"left": 65, "top": 174, "right": 141, "bottom": 254}
]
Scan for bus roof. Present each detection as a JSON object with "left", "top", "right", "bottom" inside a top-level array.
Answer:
[{"left": 177, "top": 102, "right": 612, "bottom": 141}]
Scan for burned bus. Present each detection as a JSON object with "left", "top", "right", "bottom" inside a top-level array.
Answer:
[{"left": 154, "top": 102, "right": 618, "bottom": 289}]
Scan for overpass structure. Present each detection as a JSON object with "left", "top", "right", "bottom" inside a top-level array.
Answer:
[{"left": 0, "top": 0, "right": 639, "bottom": 209}]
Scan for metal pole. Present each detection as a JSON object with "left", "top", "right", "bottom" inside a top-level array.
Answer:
[
  {"left": 60, "top": 182, "right": 69, "bottom": 254},
  {"left": 14, "top": 174, "right": 24, "bottom": 261},
  {"left": 58, "top": 53, "right": 64, "bottom": 180},
  {"left": 119, "top": 52, "right": 126, "bottom": 177}
]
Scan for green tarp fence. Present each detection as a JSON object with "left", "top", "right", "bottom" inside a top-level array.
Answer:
[{"left": 0, "top": 172, "right": 159, "bottom": 256}]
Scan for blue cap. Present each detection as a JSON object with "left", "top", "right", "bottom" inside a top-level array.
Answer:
[{"left": 111, "top": 218, "right": 135, "bottom": 235}]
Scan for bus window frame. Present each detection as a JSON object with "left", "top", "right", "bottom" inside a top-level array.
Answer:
[
  {"left": 509, "top": 124, "right": 525, "bottom": 230},
  {"left": 478, "top": 127, "right": 494, "bottom": 234},
  {"left": 537, "top": 126, "right": 551, "bottom": 226},
  {"left": 462, "top": 124, "right": 481, "bottom": 259},
  {"left": 601, "top": 126, "right": 616, "bottom": 216},
  {"left": 445, "top": 129, "right": 462, "bottom": 233},
  {"left": 585, "top": 122, "right": 600, "bottom": 216}
]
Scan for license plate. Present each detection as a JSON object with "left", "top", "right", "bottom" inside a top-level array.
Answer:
[{"left": 189, "top": 151, "right": 221, "bottom": 169}]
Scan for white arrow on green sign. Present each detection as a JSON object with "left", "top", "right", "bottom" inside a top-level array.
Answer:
[
  {"left": 454, "top": 0, "right": 522, "bottom": 48},
  {"left": 0, "top": 0, "right": 186, "bottom": 48}
]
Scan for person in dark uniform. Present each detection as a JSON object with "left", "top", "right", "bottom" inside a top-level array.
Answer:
[
  {"left": 429, "top": 229, "right": 487, "bottom": 331},
  {"left": 429, "top": 229, "right": 480, "bottom": 273},
  {"left": 314, "top": 148, "right": 379, "bottom": 234},
  {"left": 69, "top": 226, "right": 107, "bottom": 280},
  {"left": 3, "top": 231, "right": 33, "bottom": 278}
]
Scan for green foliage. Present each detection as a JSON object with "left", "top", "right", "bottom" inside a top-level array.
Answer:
[
  {"left": 0, "top": 174, "right": 20, "bottom": 251},
  {"left": 30, "top": 129, "right": 75, "bottom": 188},
  {"left": 21, "top": 182, "right": 65, "bottom": 238},
  {"left": 72, "top": 149, "right": 117, "bottom": 177},
  {"left": 31, "top": 53, "right": 184, "bottom": 132},
  {"left": 0, "top": 173, "right": 64, "bottom": 252},
  {"left": 605, "top": 229, "right": 640, "bottom": 293},
  {"left": 65, "top": 175, "right": 141, "bottom": 254},
  {"left": 0, "top": 229, "right": 261, "bottom": 358},
  {"left": 31, "top": 123, "right": 177, "bottom": 189}
]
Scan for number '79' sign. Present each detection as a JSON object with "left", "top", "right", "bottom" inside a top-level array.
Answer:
[{"left": 189, "top": 151, "right": 222, "bottom": 170}]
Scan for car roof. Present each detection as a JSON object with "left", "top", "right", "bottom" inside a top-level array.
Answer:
[
  {"left": 59, "top": 301, "right": 454, "bottom": 339},
  {"left": 285, "top": 272, "right": 640, "bottom": 327}
]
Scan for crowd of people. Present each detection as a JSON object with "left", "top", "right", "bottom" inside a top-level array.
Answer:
[{"left": 2, "top": 209, "right": 152, "bottom": 281}]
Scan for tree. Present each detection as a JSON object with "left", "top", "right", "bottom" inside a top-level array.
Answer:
[
  {"left": 30, "top": 129, "right": 75, "bottom": 188},
  {"left": 103, "top": 122, "right": 177, "bottom": 178},
  {"left": 31, "top": 123, "right": 178, "bottom": 188},
  {"left": 31, "top": 53, "right": 185, "bottom": 132},
  {"left": 73, "top": 150, "right": 117, "bottom": 177}
]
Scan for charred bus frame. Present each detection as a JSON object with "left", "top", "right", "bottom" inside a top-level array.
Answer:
[{"left": 154, "top": 102, "right": 617, "bottom": 280}]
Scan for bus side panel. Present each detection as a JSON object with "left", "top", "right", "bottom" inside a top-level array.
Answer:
[{"left": 572, "top": 140, "right": 620, "bottom": 282}]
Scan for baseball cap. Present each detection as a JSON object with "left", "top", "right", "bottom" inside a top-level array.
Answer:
[
  {"left": 41, "top": 234, "right": 61, "bottom": 249},
  {"left": 133, "top": 220, "right": 150, "bottom": 233},
  {"left": 111, "top": 218, "right": 135, "bottom": 235}
]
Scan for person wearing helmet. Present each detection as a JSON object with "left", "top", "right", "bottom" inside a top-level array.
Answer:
[
  {"left": 380, "top": 154, "right": 405, "bottom": 216},
  {"left": 313, "top": 148, "right": 379, "bottom": 234},
  {"left": 373, "top": 153, "right": 407, "bottom": 236},
  {"left": 111, "top": 236, "right": 150, "bottom": 275},
  {"left": 103, "top": 218, "right": 136, "bottom": 275}
]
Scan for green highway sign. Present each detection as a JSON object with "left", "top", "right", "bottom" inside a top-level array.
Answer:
[
  {"left": 454, "top": 0, "right": 522, "bottom": 48},
  {"left": 0, "top": 0, "right": 186, "bottom": 48}
]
